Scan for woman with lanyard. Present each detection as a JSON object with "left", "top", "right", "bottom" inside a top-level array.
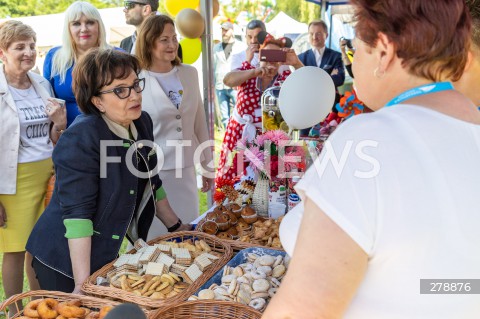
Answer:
[
  {"left": 216, "top": 33, "right": 303, "bottom": 183},
  {"left": 263, "top": 0, "right": 480, "bottom": 318}
]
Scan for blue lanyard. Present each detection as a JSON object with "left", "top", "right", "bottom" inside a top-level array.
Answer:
[{"left": 385, "top": 82, "right": 454, "bottom": 107}]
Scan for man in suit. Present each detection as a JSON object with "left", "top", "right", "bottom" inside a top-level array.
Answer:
[
  {"left": 120, "top": 0, "right": 182, "bottom": 59},
  {"left": 214, "top": 21, "right": 247, "bottom": 128},
  {"left": 298, "top": 20, "right": 345, "bottom": 135}
]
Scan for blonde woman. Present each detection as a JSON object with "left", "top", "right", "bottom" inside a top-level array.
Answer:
[
  {"left": 43, "top": 1, "right": 112, "bottom": 127},
  {"left": 0, "top": 20, "right": 66, "bottom": 312}
]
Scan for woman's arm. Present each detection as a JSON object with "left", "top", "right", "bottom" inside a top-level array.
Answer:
[
  {"left": 68, "top": 237, "right": 91, "bottom": 294},
  {"left": 223, "top": 68, "right": 259, "bottom": 88},
  {"left": 262, "top": 197, "right": 368, "bottom": 319},
  {"left": 155, "top": 196, "right": 192, "bottom": 232}
]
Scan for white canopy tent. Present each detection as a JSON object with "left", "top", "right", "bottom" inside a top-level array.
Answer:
[
  {"left": 265, "top": 11, "right": 308, "bottom": 38},
  {"left": 0, "top": 7, "right": 134, "bottom": 49}
]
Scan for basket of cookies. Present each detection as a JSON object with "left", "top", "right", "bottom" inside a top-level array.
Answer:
[
  {"left": 0, "top": 290, "right": 122, "bottom": 319},
  {"left": 82, "top": 231, "right": 233, "bottom": 309},
  {"left": 150, "top": 300, "right": 261, "bottom": 319},
  {"left": 196, "top": 204, "right": 284, "bottom": 251},
  {"left": 190, "top": 247, "right": 289, "bottom": 313}
]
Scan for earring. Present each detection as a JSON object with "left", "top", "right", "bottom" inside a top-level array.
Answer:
[{"left": 374, "top": 67, "right": 386, "bottom": 78}]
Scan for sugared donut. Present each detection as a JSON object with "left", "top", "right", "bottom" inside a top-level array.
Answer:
[
  {"left": 57, "top": 300, "right": 85, "bottom": 318},
  {"left": 24, "top": 299, "right": 42, "bottom": 318},
  {"left": 249, "top": 298, "right": 266, "bottom": 311},
  {"left": 37, "top": 298, "right": 58, "bottom": 319}
]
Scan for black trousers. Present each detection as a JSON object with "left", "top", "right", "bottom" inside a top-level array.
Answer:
[{"left": 32, "top": 257, "right": 75, "bottom": 292}]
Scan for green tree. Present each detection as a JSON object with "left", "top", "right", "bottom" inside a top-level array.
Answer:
[
  {"left": 0, "top": 0, "right": 122, "bottom": 18},
  {"left": 274, "top": 0, "right": 320, "bottom": 23}
]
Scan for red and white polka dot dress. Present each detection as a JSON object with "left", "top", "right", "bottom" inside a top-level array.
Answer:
[{"left": 216, "top": 61, "right": 291, "bottom": 184}]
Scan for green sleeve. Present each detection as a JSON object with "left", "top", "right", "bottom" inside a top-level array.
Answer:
[
  {"left": 155, "top": 186, "right": 167, "bottom": 201},
  {"left": 64, "top": 219, "right": 93, "bottom": 239}
]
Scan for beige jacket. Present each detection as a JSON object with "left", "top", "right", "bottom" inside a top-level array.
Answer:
[
  {"left": 0, "top": 66, "right": 54, "bottom": 194},
  {"left": 140, "top": 64, "right": 213, "bottom": 172}
]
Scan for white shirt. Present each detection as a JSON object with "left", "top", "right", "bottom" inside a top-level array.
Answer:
[
  {"left": 130, "top": 31, "right": 137, "bottom": 54},
  {"left": 149, "top": 67, "right": 183, "bottom": 109},
  {"left": 280, "top": 104, "right": 480, "bottom": 319},
  {"left": 312, "top": 47, "right": 325, "bottom": 67},
  {"left": 230, "top": 51, "right": 260, "bottom": 70},
  {"left": 9, "top": 85, "right": 53, "bottom": 163}
]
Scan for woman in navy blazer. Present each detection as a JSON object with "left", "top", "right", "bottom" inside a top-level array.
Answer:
[{"left": 27, "top": 49, "right": 191, "bottom": 293}]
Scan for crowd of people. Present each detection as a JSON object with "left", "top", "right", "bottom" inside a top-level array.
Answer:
[{"left": 0, "top": 0, "right": 479, "bottom": 318}]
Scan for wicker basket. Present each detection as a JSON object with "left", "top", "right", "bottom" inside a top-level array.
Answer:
[
  {"left": 82, "top": 231, "right": 233, "bottom": 309},
  {"left": 150, "top": 300, "right": 262, "bottom": 319},
  {"left": 0, "top": 290, "right": 121, "bottom": 317},
  {"left": 218, "top": 238, "right": 284, "bottom": 252}
]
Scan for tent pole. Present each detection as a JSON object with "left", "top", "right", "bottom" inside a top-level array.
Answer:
[{"left": 200, "top": 0, "right": 214, "bottom": 205}]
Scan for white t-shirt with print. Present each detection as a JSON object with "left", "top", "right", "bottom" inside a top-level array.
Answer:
[
  {"left": 280, "top": 104, "right": 480, "bottom": 319},
  {"left": 10, "top": 85, "right": 53, "bottom": 163},
  {"left": 149, "top": 67, "right": 183, "bottom": 109}
]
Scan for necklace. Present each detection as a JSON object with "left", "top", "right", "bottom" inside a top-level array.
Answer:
[
  {"left": 9, "top": 85, "right": 33, "bottom": 98},
  {"left": 385, "top": 82, "right": 454, "bottom": 107}
]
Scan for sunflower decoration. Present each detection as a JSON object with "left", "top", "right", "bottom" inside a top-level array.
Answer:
[{"left": 336, "top": 90, "right": 365, "bottom": 119}]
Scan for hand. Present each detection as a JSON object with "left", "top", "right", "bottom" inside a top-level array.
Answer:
[
  {"left": 246, "top": 43, "right": 259, "bottom": 63},
  {"left": 72, "top": 284, "right": 85, "bottom": 295},
  {"left": 339, "top": 39, "right": 348, "bottom": 54},
  {"left": 177, "top": 223, "right": 194, "bottom": 232},
  {"left": 283, "top": 48, "right": 303, "bottom": 69},
  {"left": 201, "top": 176, "right": 213, "bottom": 193},
  {"left": 0, "top": 201, "right": 6, "bottom": 228},
  {"left": 331, "top": 68, "right": 339, "bottom": 76},
  {"left": 46, "top": 98, "right": 67, "bottom": 129}
]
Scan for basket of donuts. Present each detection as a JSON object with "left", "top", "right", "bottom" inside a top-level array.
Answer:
[
  {"left": 189, "top": 247, "right": 289, "bottom": 313},
  {"left": 82, "top": 231, "right": 233, "bottom": 309},
  {"left": 196, "top": 204, "right": 284, "bottom": 251},
  {"left": 0, "top": 290, "right": 122, "bottom": 319},
  {"left": 149, "top": 300, "right": 261, "bottom": 319}
]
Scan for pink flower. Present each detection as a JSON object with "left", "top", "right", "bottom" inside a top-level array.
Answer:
[
  {"left": 246, "top": 146, "right": 266, "bottom": 174},
  {"left": 264, "top": 129, "right": 290, "bottom": 146}
]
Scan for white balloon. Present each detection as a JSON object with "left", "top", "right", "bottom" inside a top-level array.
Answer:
[{"left": 279, "top": 66, "right": 335, "bottom": 130}]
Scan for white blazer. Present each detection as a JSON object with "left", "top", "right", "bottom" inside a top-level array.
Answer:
[
  {"left": 140, "top": 64, "right": 213, "bottom": 172},
  {"left": 0, "top": 66, "right": 54, "bottom": 194}
]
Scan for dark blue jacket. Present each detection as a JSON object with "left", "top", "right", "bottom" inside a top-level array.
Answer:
[
  {"left": 26, "top": 112, "right": 161, "bottom": 278},
  {"left": 298, "top": 47, "right": 345, "bottom": 88}
]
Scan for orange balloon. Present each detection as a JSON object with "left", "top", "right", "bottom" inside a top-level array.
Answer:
[{"left": 176, "top": 8, "right": 205, "bottom": 39}]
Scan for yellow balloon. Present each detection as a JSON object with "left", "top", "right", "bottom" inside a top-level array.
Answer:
[
  {"left": 164, "top": 0, "right": 200, "bottom": 17},
  {"left": 179, "top": 38, "right": 202, "bottom": 64}
]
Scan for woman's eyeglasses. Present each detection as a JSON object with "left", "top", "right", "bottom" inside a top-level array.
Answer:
[
  {"left": 98, "top": 78, "right": 145, "bottom": 99},
  {"left": 124, "top": 1, "right": 146, "bottom": 10}
]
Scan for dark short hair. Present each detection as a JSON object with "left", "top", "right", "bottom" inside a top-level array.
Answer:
[
  {"left": 466, "top": 0, "right": 479, "bottom": 48},
  {"left": 246, "top": 19, "right": 266, "bottom": 32},
  {"left": 351, "top": 0, "right": 471, "bottom": 82},
  {"left": 136, "top": 15, "right": 181, "bottom": 69},
  {"left": 308, "top": 20, "right": 328, "bottom": 34},
  {"left": 146, "top": 0, "right": 159, "bottom": 12},
  {"left": 72, "top": 48, "right": 141, "bottom": 116}
]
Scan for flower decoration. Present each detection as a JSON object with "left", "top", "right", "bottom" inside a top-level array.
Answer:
[{"left": 336, "top": 90, "right": 364, "bottom": 119}]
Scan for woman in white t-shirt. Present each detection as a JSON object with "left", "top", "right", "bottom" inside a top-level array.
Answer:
[
  {"left": 263, "top": 1, "right": 480, "bottom": 319},
  {"left": 0, "top": 21, "right": 66, "bottom": 311},
  {"left": 135, "top": 15, "right": 213, "bottom": 239}
]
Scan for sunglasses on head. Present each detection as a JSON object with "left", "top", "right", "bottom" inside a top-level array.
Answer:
[
  {"left": 124, "top": 1, "right": 146, "bottom": 10},
  {"left": 98, "top": 78, "right": 145, "bottom": 99}
]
